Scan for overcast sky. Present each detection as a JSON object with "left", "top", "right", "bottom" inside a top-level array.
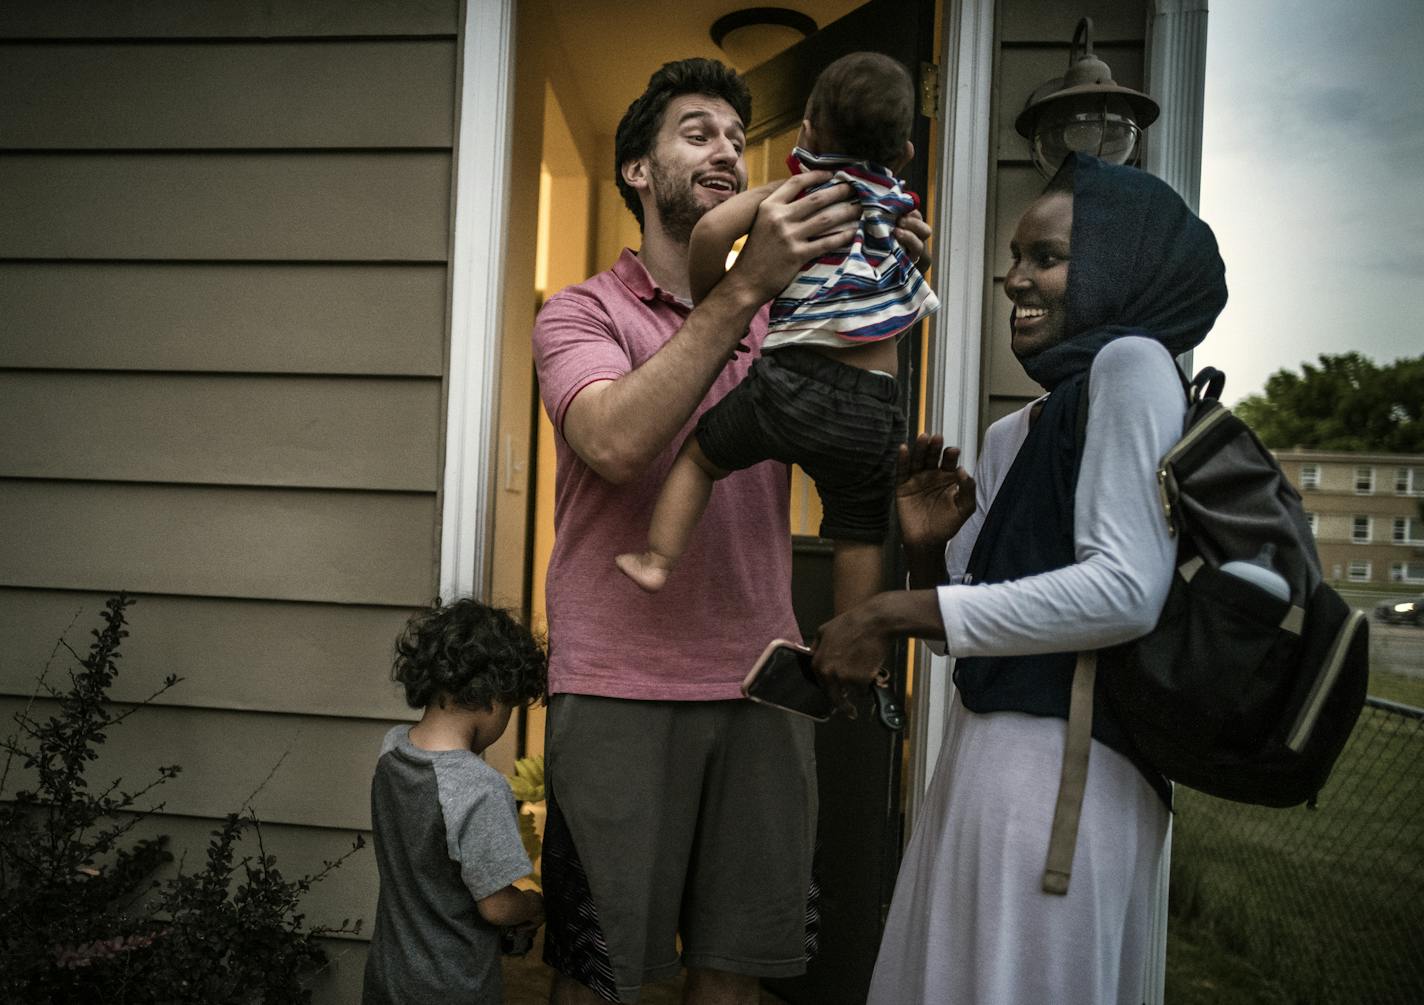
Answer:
[{"left": 1195, "top": 0, "right": 1424, "bottom": 404}]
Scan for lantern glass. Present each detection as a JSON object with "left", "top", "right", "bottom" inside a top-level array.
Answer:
[{"left": 1030, "top": 94, "right": 1142, "bottom": 177}]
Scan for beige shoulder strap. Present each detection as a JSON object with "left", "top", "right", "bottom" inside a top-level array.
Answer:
[{"left": 1042, "top": 651, "right": 1097, "bottom": 896}]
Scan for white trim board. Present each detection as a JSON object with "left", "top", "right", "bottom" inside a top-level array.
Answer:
[
  {"left": 1143, "top": 5, "right": 1210, "bottom": 1002},
  {"left": 440, "top": 0, "right": 517, "bottom": 602},
  {"left": 906, "top": 0, "right": 995, "bottom": 823}
]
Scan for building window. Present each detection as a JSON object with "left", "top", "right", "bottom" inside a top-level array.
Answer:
[
  {"left": 1348, "top": 560, "right": 1371, "bottom": 582},
  {"left": 1394, "top": 518, "right": 1424, "bottom": 545},
  {"left": 1355, "top": 466, "right": 1375, "bottom": 494},
  {"left": 1300, "top": 464, "right": 1320, "bottom": 490},
  {"left": 1398, "top": 467, "right": 1422, "bottom": 495},
  {"left": 1392, "top": 562, "right": 1424, "bottom": 584},
  {"left": 1305, "top": 511, "right": 1319, "bottom": 536},
  {"left": 1352, "top": 516, "right": 1372, "bottom": 543}
]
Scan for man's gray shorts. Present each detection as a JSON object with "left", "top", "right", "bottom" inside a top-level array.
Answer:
[
  {"left": 541, "top": 694, "right": 818, "bottom": 1002},
  {"left": 695, "top": 346, "right": 905, "bottom": 543}
]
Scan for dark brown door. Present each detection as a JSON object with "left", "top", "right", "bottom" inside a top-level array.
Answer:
[{"left": 742, "top": 0, "right": 937, "bottom": 1001}]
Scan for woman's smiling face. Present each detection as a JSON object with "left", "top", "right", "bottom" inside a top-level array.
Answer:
[{"left": 1006, "top": 190, "right": 1073, "bottom": 361}]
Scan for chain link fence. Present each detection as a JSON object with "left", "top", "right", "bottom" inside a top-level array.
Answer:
[{"left": 1169, "top": 697, "right": 1424, "bottom": 1003}]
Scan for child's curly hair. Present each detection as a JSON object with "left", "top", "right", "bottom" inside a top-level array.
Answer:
[{"left": 393, "top": 598, "right": 548, "bottom": 711}]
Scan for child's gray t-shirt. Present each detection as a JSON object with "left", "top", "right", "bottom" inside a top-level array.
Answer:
[{"left": 363, "top": 725, "right": 532, "bottom": 1004}]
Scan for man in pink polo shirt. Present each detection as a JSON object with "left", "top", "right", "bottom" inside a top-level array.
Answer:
[{"left": 532, "top": 58, "right": 925, "bottom": 1005}]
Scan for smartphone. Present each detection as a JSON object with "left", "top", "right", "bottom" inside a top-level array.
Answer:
[{"left": 741, "top": 639, "right": 834, "bottom": 722}]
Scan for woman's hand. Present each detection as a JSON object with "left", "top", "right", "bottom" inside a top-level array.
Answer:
[
  {"left": 897, "top": 434, "right": 976, "bottom": 586},
  {"left": 812, "top": 591, "right": 946, "bottom": 715},
  {"left": 897, "top": 434, "right": 975, "bottom": 549},
  {"left": 812, "top": 597, "right": 896, "bottom": 715}
]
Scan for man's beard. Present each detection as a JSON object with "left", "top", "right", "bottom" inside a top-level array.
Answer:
[{"left": 647, "top": 155, "right": 707, "bottom": 245}]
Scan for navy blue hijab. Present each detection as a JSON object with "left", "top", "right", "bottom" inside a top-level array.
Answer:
[{"left": 1017, "top": 153, "right": 1228, "bottom": 391}]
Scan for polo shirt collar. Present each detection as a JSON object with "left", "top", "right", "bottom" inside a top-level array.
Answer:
[{"left": 613, "top": 248, "right": 689, "bottom": 309}]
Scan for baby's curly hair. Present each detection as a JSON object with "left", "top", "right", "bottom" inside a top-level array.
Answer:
[{"left": 392, "top": 598, "right": 547, "bottom": 711}]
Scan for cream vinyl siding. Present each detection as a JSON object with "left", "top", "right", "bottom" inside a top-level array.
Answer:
[
  {"left": 0, "top": 261, "right": 445, "bottom": 374},
  {"left": 0, "top": 373, "right": 440, "bottom": 488},
  {"left": 982, "top": 0, "right": 1148, "bottom": 424},
  {"left": 1, "top": 590, "right": 413, "bottom": 717},
  {"left": 0, "top": 2, "right": 461, "bottom": 992}
]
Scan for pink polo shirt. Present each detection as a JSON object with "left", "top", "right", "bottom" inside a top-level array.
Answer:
[{"left": 531, "top": 249, "right": 800, "bottom": 700}]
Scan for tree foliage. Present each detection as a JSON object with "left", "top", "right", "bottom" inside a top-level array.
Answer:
[
  {"left": 0, "top": 596, "right": 364, "bottom": 1003},
  {"left": 1233, "top": 352, "right": 1424, "bottom": 453}
]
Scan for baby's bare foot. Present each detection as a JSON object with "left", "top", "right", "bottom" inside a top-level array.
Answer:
[{"left": 615, "top": 552, "right": 670, "bottom": 593}]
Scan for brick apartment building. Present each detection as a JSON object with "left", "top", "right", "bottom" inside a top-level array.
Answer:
[{"left": 1277, "top": 450, "right": 1424, "bottom": 588}]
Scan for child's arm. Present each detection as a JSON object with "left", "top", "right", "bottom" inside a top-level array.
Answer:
[
  {"left": 476, "top": 884, "right": 544, "bottom": 927},
  {"left": 688, "top": 182, "right": 781, "bottom": 304}
]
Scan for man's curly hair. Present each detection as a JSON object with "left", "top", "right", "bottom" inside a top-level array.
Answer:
[{"left": 392, "top": 598, "right": 547, "bottom": 711}]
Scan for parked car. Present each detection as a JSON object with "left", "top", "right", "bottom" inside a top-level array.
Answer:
[{"left": 1374, "top": 595, "right": 1424, "bottom": 626}]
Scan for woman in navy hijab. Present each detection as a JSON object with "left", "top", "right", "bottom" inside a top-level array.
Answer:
[{"left": 814, "top": 153, "right": 1227, "bottom": 1004}]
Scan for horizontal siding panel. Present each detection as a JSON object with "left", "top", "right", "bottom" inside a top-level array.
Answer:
[
  {"left": 987, "top": 281, "right": 1045, "bottom": 399},
  {"left": 0, "top": 589, "right": 413, "bottom": 718},
  {"left": 0, "top": 373, "right": 442, "bottom": 490},
  {"left": 995, "top": 44, "right": 1144, "bottom": 161},
  {"left": 0, "top": 41, "right": 455, "bottom": 149},
  {"left": 0, "top": 480, "right": 437, "bottom": 605},
  {"left": 0, "top": 698, "right": 398, "bottom": 829},
  {"left": 314, "top": 941, "right": 370, "bottom": 1002},
  {"left": 0, "top": 152, "right": 451, "bottom": 260},
  {"left": 987, "top": 395, "right": 1036, "bottom": 426},
  {"left": 992, "top": 164, "right": 1052, "bottom": 277},
  {"left": 0, "top": 262, "right": 445, "bottom": 374},
  {"left": 999, "top": 1, "right": 1144, "bottom": 43},
  {"left": 0, "top": 0, "right": 457, "bottom": 38},
  {"left": 112, "top": 815, "right": 379, "bottom": 945}
]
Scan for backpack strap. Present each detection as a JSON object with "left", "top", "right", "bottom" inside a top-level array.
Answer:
[
  {"left": 1042, "top": 650, "right": 1097, "bottom": 895},
  {"left": 1189, "top": 366, "right": 1225, "bottom": 404},
  {"left": 1046, "top": 360, "right": 1208, "bottom": 895}
]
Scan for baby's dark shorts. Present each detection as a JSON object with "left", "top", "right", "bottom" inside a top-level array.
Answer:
[{"left": 695, "top": 345, "right": 905, "bottom": 543}]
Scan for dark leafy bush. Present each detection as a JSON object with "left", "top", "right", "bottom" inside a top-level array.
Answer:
[{"left": 0, "top": 596, "right": 364, "bottom": 1003}]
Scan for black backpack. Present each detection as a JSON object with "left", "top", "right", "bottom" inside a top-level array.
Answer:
[{"left": 1042, "top": 367, "right": 1369, "bottom": 895}]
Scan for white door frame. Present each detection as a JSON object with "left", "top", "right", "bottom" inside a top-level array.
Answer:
[
  {"left": 1142, "top": 4, "right": 1211, "bottom": 1002},
  {"left": 906, "top": 0, "right": 995, "bottom": 819},
  {"left": 439, "top": 0, "right": 517, "bottom": 602}
]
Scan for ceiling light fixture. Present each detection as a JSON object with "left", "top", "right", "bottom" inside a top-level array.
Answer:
[{"left": 710, "top": 7, "right": 818, "bottom": 70}]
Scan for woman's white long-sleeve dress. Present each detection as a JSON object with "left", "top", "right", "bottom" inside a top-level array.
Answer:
[{"left": 867, "top": 337, "right": 1183, "bottom": 1005}]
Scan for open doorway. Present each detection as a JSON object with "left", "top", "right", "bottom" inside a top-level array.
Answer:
[
  {"left": 490, "top": 0, "right": 871, "bottom": 770},
  {"left": 490, "top": 2, "right": 939, "bottom": 1000}
]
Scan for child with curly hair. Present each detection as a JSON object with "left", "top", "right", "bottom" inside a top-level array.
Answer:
[{"left": 363, "top": 598, "right": 548, "bottom": 1004}]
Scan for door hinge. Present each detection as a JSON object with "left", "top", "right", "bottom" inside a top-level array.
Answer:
[{"left": 919, "top": 61, "right": 940, "bottom": 119}]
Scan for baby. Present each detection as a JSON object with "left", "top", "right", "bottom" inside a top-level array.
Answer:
[{"left": 617, "top": 51, "right": 939, "bottom": 614}]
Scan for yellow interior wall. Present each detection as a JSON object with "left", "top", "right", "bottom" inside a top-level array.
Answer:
[
  {"left": 526, "top": 78, "right": 596, "bottom": 762},
  {"left": 595, "top": 134, "right": 645, "bottom": 274}
]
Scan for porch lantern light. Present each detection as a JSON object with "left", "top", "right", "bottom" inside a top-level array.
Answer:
[{"left": 1015, "top": 17, "right": 1160, "bottom": 178}]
